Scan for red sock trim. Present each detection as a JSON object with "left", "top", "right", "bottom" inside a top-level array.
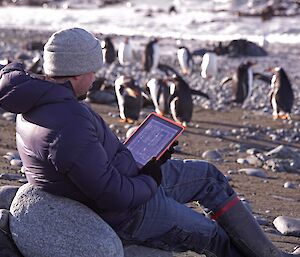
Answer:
[{"left": 211, "top": 196, "right": 240, "bottom": 220}]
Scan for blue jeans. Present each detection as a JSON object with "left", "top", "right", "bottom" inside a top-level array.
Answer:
[{"left": 118, "top": 159, "right": 236, "bottom": 254}]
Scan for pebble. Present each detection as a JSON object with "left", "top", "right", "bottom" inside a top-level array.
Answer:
[
  {"left": 10, "top": 159, "right": 23, "bottom": 167},
  {"left": 273, "top": 216, "right": 300, "bottom": 236},
  {"left": 254, "top": 216, "right": 268, "bottom": 226},
  {"left": 238, "top": 168, "right": 268, "bottom": 178},
  {"left": 0, "top": 173, "right": 24, "bottom": 181},
  {"left": 4, "top": 151, "right": 20, "bottom": 160},
  {"left": 109, "top": 123, "right": 116, "bottom": 129},
  {"left": 283, "top": 182, "right": 296, "bottom": 189},
  {"left": 236, "top": 158, "right": 249, "bottom": 165},
  {"left": 2, "top": 112, "right": 16, "bottom": 122},
  {"left": 246, "top": 148, "right": 261, "bottom": 155},
  {"left": 227, "top": 170, "right": 239, "bottom": 175},
  {"left": 202, "top": 150, "right": 222, "bottom": 161},
  {"left": 245, "top": 155, "right": 263, "bottom": 167},
  {"left": 126, "top": 126, "right": 138, "bottom": 139}
]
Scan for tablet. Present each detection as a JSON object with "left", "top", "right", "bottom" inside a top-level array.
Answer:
[{"left": 124, "top": 112, "right": 185, "bottom": 168}]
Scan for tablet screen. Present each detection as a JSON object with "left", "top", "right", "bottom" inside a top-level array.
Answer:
[{"left": 124, "top": 113, "right": 184, "bottom": 168}]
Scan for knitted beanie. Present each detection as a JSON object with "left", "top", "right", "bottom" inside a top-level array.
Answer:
[{"left": 43, "top": 27, "right": 103, "bottom": 76}]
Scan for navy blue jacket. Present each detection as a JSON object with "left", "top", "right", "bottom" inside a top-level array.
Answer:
[{"left": 0, "top": 63, "right": 157, "bottom": 229}]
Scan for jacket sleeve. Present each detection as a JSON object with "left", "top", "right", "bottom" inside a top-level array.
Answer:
[{"left": 48, "top": 113, "right": 158, "bottom": 212}]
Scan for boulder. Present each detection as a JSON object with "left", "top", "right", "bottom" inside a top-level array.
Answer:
[
  {"left": 9, "top": 183, "right": 124, "bottom": 257},
  {"left": 0, "top": 209, "right": 10, "bottom": 233},
  {"left": 0, "top": 185, "right": 20, "bottom": 209},
  {"left": 0, "top": 229, "right": 23, "bottom": 257}
]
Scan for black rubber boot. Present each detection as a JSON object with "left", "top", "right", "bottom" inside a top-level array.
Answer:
[
  {"left": 203, "top": 225, "right": 245, "bottom": 257},
  {"left": 211, "top": 195, "right": 300, "bottom": 257}
]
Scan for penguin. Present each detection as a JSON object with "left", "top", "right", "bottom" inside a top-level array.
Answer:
[
  {"left": 146, "top": 78, "right": 170, "bottom": 116},
  {"left": 118, "top": 37, "right": 132, "bottom": 66},
  {"left": 220, "top": 61, "right": 256, "bottom": 104},
  {"left": 168, "top": 75, "right": 209, "bottom": 126},
  {"left": 101, "top": 36, "right": 116, "bottom": 64},
  {"left": 201, "top": 52, "right": 218, "bottom": 79},
  {"left": 28, "top": 55, "right": 43, "bottom": 74},
  {"left": 142, "top": 38, "right": 160, "bottom": 72},
  {"left": 269, "top": 67, "right": 294, "bottom": 120},
  {"left": 114, "top": 75, "right": 143, "bottom": 124},
  {"left": 177, "top": 45, "right": 193, "bottom": 75}
]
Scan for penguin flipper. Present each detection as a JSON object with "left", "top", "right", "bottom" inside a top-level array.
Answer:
[
  {"left": 254, "top": 72, "right": 272, "bottom": 84},
  {"left": 220, "top": 76, "right": 232, "bottom": 87},
  {"left": 169, "top": 93, "right": 178, "bottom": 105},
  {"left": 157, "top": 63, "right": 181, "bottom": 77},
  {"left": 190, "top": 89, "right": 210, "bottom": 99}
]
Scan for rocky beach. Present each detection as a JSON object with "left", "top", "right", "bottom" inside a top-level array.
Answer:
[{"left": 0, "top": 0, "right": 300, "bottom": 255}]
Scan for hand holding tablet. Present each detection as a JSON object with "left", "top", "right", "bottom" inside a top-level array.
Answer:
[{"left": 124, "top": 113, "right": 185, "bottom": 168}]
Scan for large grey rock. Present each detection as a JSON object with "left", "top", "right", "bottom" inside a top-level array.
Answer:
[
  {"left": 9, "top": 183, "right": 124, "bottom": 257},
  {"left": 0, "top": 209, "right": 10, "bottom": 233},
  {"left": 273, "top": 216, "right": 300, "bottom": 237},
  {"left": 0, "top": 229, "right": 23, "bottom": 257},
  {"left": 0, "top": 185, "right": 20, "bottom": 209}
]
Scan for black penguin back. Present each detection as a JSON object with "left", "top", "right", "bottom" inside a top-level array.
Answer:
[
  {"left": 233, "top": 62, "right": 251, "bottom": 103},
  {"left": 143, "top": 39, "right": 157, "bottom": 72},
  {"left": 170, "top": 76, "right": 193, "bottom": 123},
  {"left": 104, "top": 37, "right": 116, "bottom": 64},
  {"left": 274, "top": 68, "right": 294, "bottom": 113}
]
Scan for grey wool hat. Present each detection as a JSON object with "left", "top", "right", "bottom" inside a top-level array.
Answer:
[{"left": 43, "top": 27, "right": 103, "bottom": 76}]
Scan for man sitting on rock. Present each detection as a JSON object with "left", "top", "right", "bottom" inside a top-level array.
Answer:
[{"left": 0, "top": 27, "right": 298, "bottom": 257}]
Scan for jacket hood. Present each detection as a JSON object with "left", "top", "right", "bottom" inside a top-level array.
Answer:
[{"left": 0, "top": 62, "right": 76, "bottom": 114}]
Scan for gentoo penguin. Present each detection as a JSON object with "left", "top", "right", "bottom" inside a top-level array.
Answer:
[
  {"left": 118, "top": 37, "right": 132, "bottom": 66},
  {"left": 269, "top": 67, "right": 294, "bottom": 120},
  {"left": 28, "top": 55, "right": 43, "bottom": 74},
  {"left": 114, "top": 75, "right": 143, "bottom": 123},
  {"left": 177, "top": 45, "right": 193, "bottom": 75},
  {"left": 146, "top": 78, "right": 170, "bottom": 115},
  {"left": 220, "top": 61, "right": 256, "bottom": 104},
  {"left": 201, "top": 52, "right": 218, "bottom": 79},
  {"left": 101, "top": 36, "right": 116, "bottom": 64},
  {"left": 168, "top": 75, "right": 209, "bottom": 126},
  {"left": 142, "top": 38, "right": 160, "bottom": 72}
]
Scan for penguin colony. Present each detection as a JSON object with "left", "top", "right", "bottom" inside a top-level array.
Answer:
[{"left": 14, "top": 35, "right": 295, "bottom": 125}]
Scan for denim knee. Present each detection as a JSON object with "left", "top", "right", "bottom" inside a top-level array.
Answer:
[{"left": 141, "top": 225, "right": 212, "bottom": 253}]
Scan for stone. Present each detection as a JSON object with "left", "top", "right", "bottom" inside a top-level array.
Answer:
[
  {"left": 0, "top": 209, "right": 10, "bottom": 233},
  {"left": 245, "top": 155, "right": 263, "bottom": 167},
  {"left": 202, "top": 150, "right": 222, "bottom": 161},
  {"left": 126, "top": 125, "right": 139, "bottom": 139},
  {"left": 9, "top": 183, "right": 124, "bottom": 257},
  {"left": 10, "top": 159, "right": 23, "bottom": 167},
  {"left": 2, "top": 112, "right": 16, "bottom": 122},
  {"left": 0, "top": 173, "right": 24, "bottom": 181},
  {"left": 0, "top": 229, "right": 23, "bottom": 257},
  {"left": 283, "top": 182, "right": 296, "bottom": 189},
  {"left": 238, "top": 168, "right": 268, "bottom": 178},
  {"left": 273, "top": 216, "right": 300, "bottom": 236},
  {"left": 236, "top": 158, "right": 249, "bottom": 165},
  {"left": 0, "top": 186, "right": 20, "bottom": 209},
  {"left": 265, "top": 145, "right": 299, "bottom": 160}
]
